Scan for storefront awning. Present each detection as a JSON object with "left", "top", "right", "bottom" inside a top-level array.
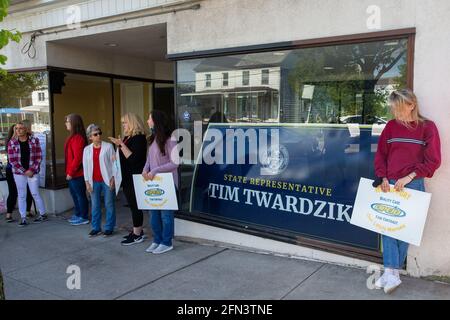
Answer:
[{"left": 20, "top": 105, "right": 50, "bottom": 113}]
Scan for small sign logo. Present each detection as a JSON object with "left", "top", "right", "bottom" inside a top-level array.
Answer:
[
  {"left": 145, "top": 188, "right": 165, "bottom": 197},
  {"left": 183, "top": 111, "right": 191, "bottom": 121},
  {"left": 371, "top": 203, "right": 406, "bottom": 218}
]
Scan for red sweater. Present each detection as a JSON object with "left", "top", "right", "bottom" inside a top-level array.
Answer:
[
  {"left": 64, "top": 134, "right": 86, "bottom": 178},
  {"left": 374, "top": 119, "right": 441, "bottom": 180}
]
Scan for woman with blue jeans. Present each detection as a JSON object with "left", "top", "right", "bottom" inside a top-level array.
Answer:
[
  {"left": 142, "top": 110, "right": 179, "bottom": 254},
  {"left": 374, "top": 89, "right": 441, "bottom": 294},
  {"left": 83, "top": 124, "right": 116, "bottom": 237},
  {"left": 64, "top": 114, "right": 89, "bottom": 226}
]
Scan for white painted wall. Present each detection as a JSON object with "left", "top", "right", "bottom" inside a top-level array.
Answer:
[
  {"left": 167, "top": 0, "right": 450, "bottom": 278},
  {"left": 3, "top": 0, "right": 193, "bottom": 33},
  {"left": 154, "top": 61, "right": 174, "bottom": 80}
]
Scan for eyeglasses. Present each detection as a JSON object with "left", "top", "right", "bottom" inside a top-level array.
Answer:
[{"left": 92, "top": 132, "right": 102, "bottom": 137}]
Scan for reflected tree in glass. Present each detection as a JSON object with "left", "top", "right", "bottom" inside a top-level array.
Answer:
[{"left": 287, "top": 40, "right": 408, "bottom": 124}]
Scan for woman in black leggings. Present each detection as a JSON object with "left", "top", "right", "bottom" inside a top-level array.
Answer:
[
  {"left": 5, "top": 124, "right": 33, "bottom": 223},
  {"left": 109, "top": 113, "right": 148, "bottom": 246}
]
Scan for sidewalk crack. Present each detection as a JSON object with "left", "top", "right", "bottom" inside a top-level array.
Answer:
[{"left": 280, "top": 263, "right": 326, "bottom": 300}]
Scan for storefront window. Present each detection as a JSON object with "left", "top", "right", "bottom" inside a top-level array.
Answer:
[
  {"left": 176, "top": 37, "right": 410, "bottom": 253},
  {"left": 52, "top": 73, "right": 168, "bottom": 188},
  {"left": 0, "top": 71, "right": 52, "bottom": 187},
  {"left": 52, "top": 73, "right": 114, "bottom": 186},
  {"left": 113, "top": 79, "right": 154, "bottom": 137}
]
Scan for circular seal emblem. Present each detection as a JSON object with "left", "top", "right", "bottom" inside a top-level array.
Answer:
[
  {"left": 183, "top": 110, "right": 191, "bottom": 122},
  {"left": 260, "top": 144, "right": 289, "bottom": 176}
]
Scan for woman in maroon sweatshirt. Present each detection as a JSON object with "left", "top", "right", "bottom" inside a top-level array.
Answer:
[
  {"left": 64, "top": 114, "right": 89, "bottom": 226},
  {"left": 373, "top": 89, "right": 441, "bottom": 294}
]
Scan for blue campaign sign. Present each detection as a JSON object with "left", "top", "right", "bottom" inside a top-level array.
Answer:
[{"left": 190, "top": 124, "right": 381, "bottom": 251}]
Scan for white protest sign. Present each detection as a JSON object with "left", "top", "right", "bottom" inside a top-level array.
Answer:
[
  {"left": 133, "top": 173, "right": 178, "bottom": 210},
  {"left": 34, "top": 133, "right": 46, "bottom": 188},
  {"left": 350, "top": 177, "right": 431, "bottom": 246},
  {"left": 112, "top": 148, "right": 122, "bottom": 196}
]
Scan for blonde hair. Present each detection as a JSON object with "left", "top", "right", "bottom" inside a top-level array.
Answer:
[
  {"left": 121, "top": 113, "right": 148, "bottom": 137},
  {"left": 388, "top": 89, "right": 426, "bottom": 128}
]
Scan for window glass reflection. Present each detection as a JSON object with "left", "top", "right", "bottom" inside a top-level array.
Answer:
[{"left": 177, "top": 38, "right": 409, "bottom": 211}]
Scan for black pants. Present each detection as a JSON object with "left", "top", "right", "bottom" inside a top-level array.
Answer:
[
  {"left": 122, "top": 179, "right": 143, "bottom": 228},
  {"left": 6, "top": 167, "right": 33, "bottom": 214}
]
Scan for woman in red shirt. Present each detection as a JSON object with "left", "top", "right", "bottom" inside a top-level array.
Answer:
[
  {"left": 64, "top": 114, "right": 89, "bottom": 226},
  {"left": 374, "top": 89, "right": 441, "bottom": 294}
]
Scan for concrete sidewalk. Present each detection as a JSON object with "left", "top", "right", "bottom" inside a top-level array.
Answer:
[{"left": 1, "top": 208, "right": 450, "bottom": 300}]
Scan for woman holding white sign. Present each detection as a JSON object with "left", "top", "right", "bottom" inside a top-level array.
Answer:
[
  {"left": 374, "top": 89, "right": 441, "bottom": 294},
  {"left": 142, "top": 110, "right": 179, "bottom": 255}
]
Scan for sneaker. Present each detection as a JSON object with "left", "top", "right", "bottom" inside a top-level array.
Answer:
[
  {"left": 33, "top": 214, "right": 48, "bottom": 223},
  {"left": 6, "top": 215, "right": 15, "bottom": 223},
  {"left": 18, "top": 219, "right": 28, "bottom": 227},
  {"left": 71, "top": 218, "right": 90, "bottom": 226},
  {"left": 68, "top": 216, "right": 79, "bottom": 224},
  {"left": 145, "top": 242, "right": 160, "bottom": 253},
  {"left": 121, "top": 233, "right": 144, "bottom": 246},
  {"left": 89, "top": 230, "right": 102, "bottom": 237},
  {"left": 103, "top": 230, "right": 114, "bottom": 237},
  {"left": 152, "top": 244, "right": 173, "bottom": 254},
  {"left": 375, "top": 272, "right": 388, "bottom": 289},
  {"left": 384, "top": 275, "right": 402, "bottom": 294},
  {"left": 123, "top": 230, "right": 145, "bottom": 239}
]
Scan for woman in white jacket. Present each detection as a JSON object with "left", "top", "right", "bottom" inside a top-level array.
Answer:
[{"left": 83, "top": 124, "right": 116, "bottom": 237}]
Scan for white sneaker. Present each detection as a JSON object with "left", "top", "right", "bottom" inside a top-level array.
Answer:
[
  {"left": 145, "top": 242, "right": 160, "bottom": 253},
  {"left": 374, "top": 272, "right": 388, "bottom": 289},
  {"left": 152, "top": 244, "right": 173, "bottom": 254},
  {"left": 384, "top": 275, "right": 402, "bottom": 294}
]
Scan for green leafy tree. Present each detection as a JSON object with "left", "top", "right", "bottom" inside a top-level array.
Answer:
[
  {"left": 1, "top": 0, "right": 22, "bottom": 75},
  {"left": 0, "top": 72, "right": 46, "bottom": 107}
]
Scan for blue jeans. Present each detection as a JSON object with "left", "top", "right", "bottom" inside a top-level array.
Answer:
[
  {"left": 68, "top": 176, "right": 89, "bottom": 220},
  {"left": 91, "top": 181, "right": 116, "bottom": 232},
  {"left": 150, "top": 210, "right": 175, "bottom": 246},
  {"left": 382, "top": 178, "right": 425, "bottom": 269}
]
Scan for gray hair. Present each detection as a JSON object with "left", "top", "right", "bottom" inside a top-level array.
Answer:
[{"left": 86, "top": 124, "right": 101, "bottom": 138}]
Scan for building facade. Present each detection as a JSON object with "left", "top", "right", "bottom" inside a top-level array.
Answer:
[{"left": 1, "top": 0, "right": 449, "bottom": 278}]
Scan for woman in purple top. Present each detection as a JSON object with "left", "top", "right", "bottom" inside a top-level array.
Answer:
[{"left": 142, "top": 110, "right": 179, "bottom": 254}]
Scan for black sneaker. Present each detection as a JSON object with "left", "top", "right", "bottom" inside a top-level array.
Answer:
[
  {"left": 6, "top": 215, "right": 15, "bottom": 223},
  {"left": 123, "top": 230, "right": 145, "bottom": 239},
  {"left": 89, "top": 230, "right": 102, "bottom": 237},
  {"left": 121, "top": 233, "right": 144, "bottom": 246},
  {"left": 34, "top": 214, "right": 49, "bottom": 223},
  {"left": 18, "top": 219, "right": 28, "bottom": 227},
  {"left": 103, "top": 230, "right": 113, "bottom": 237}
]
